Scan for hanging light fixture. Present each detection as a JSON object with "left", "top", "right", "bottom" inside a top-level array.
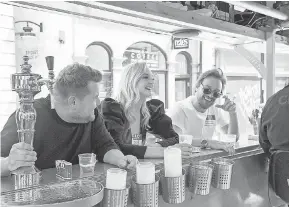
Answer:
[{"left": 15, "top": 21, "right": 43, "bottom": 72}]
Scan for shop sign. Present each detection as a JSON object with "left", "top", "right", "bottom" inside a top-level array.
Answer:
[
  {"left": 173, "top": 38, "right": 189, "bottom": 49},
  {"left": 124, "top": 49, "right": 159, "bottom": 68}
]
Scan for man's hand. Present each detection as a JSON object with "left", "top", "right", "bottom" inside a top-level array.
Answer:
[
  {"left": 215, "top": 95, "right": 236, "bottom": 113},
  {"left": 209, "top": 140, "right": 235, "bottom": 155},
  {"left": 7, "top": 142, "right": 37, "bottom": 171},
  {"left": 173, "top": 143, "right": 193, "bottom": 159},
  {"left": 117, "top": 155, "right": 138, "bottom": 170}
]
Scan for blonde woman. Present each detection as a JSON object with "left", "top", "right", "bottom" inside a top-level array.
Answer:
[{"left": 100, "top": 62, "right": 192, "bottom": 159}]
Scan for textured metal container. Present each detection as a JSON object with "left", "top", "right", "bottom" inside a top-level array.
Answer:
[
  {"left": 189, "top": 163, "right": 213, "bottom": 195},
  {"left": 1, "top": 178, "right": 104, "bottom": 207},
  {"left": 12, "top": 167, "right": 42, "bottom": 190},
  {"left": 101, "top": 185, "right": 130, "bottom": 207},
  {"left": 160, "top": 168, "right": 186, "bottom": 204},
  {"left": 131, "top": 175, "right": 159, "bottom": 207},
  {"left": 211, "top": 158, "right": 234, "bottom": 189}
]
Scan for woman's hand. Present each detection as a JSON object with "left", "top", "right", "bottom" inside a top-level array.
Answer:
[
  {"left": 117, "top": 155, "right": 139, "bottom": 170},
  {"left": 173, "top": 143, "right": 193, "bottom": 159}
]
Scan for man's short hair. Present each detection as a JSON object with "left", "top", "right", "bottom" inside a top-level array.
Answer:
[
  {"left": 195, "top": 68, "right": 227, "bottom": 92},
  {"left": 53, "top": 63, "right": 102, "bottom": 99}
]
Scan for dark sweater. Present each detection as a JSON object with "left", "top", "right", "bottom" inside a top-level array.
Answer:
[
  {"left": 100, "top": 98, "right": 179, "bottom": 159},
  {"left": 1, "top": 96, "right": 119, "bottom": 170},
  {"left": 259, "top": 85, "right": 289, "bottom": 156}
]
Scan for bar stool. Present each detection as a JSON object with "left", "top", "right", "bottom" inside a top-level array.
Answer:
[{"left": 268, "top": 150, "right": 289, "bottom": 205}]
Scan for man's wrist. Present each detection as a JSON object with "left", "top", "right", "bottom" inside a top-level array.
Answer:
[{"left": 207, "top": 140, "right": 213, "bottom": 148}]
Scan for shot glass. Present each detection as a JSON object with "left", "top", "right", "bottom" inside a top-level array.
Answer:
[
  {"left": 145, "top": 133, "right": 157, "bottom": 145},
  {"left": 179, "top": 135, "right": 193, "bottom": 145},
  {"left": 221, "top": 134, "right": 237, "bottom": 156},
  {"left": 78, "top": 153, "right": 97, "bottom": 177}
]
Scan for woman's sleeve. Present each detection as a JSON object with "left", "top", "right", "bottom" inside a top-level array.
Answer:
[
  {"left": 147, "top": 99, "right": 179, "bottom": 147},
  {"left": 100, "top": 98, "right": 147, "bottom": 158}
]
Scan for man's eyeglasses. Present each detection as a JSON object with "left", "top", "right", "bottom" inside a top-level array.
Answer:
[{"left": 200, "top": 83, "right": 223, "bottom": 98}]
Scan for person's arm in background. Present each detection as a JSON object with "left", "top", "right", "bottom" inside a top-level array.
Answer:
[
  {"left": 1, "top": 112, "right": 37, "bottom": 177},
  {"left": 216, "top": 96, "right": 239, "bottom": 141},
  {"left": 258, "top": 105, "right": 271, "bottom": 158},
  {"left": 219, "top": 113, "right": 239, "bottom": 140}
]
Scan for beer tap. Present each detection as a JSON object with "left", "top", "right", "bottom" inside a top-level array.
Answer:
[{"left": 11, "top": 55, "right": 55, "bottom": 189}]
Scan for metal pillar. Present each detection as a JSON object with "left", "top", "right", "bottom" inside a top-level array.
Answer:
[
  {"left": 265, "top": 31, "right": 276, "bottom": 100},
  {"left": 265, "top": 1, "right": 276, "bottom": 101}
]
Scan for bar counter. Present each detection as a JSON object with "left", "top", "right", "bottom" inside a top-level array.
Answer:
[{"left": 1, "top": 140, "right": 287, "bottom": 207}]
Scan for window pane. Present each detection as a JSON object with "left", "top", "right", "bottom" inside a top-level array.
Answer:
[
  {"left": 85, "top": 44, "right": 112, "bottom": 98},
  {"left": 175, "top": 80, "right": 187, "bottom": 102},
  {"left": 152, "top": 72, "right": 166, "bottom": 104},
  {"left": 276, "top": 78, "right": 289, "bottom": 92},
  {"left": 175, "top": 53, "right": 188, "bottom": 75},
  {"left": 86, "top": 45, "right": 110, "bottom": 71},
  {"left": 99, "top": 72, "right": 112, "bottom": 99}
]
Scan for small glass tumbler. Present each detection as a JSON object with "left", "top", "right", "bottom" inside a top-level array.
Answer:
[
  {"left": 78, "top": 153, "right": 97, "bottom": 177},
  {"left": 221, "top": 134, "right": 237, "bottom": 156},
  {"left": 179, "top": 135, "right": 193, "bottom": 145},
  {"left": 221, "top": 134, "right": 237, "bottom": 143}
]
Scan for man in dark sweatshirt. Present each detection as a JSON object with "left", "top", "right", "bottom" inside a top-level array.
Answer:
[
  {"left": 259, "top": 84, "right": 289, "bottom": 156},
  {"left": 1, "top": 63, "right": 138, "bottom": 176}
]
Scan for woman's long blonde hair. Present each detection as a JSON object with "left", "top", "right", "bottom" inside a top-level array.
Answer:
[{"left": 114, "top": 62, "right": 151, "bottom": 129}]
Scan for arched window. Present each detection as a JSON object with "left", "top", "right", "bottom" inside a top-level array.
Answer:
[
  {"left": 123, "top": 42, "right": 168, "bottom": 106},
  {"left": 175, "top": 52, "right": 192, "bottom": 102},
  {"left": 85, "top": 42, "right": 113, "bottom": 99}
]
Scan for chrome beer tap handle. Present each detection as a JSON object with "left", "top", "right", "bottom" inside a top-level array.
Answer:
[
  {"left": 38, "top": 56, "right": 55, "bottom": 91},
  {"left": 11, "top": 55, "right": 55, "bottom": 189}
]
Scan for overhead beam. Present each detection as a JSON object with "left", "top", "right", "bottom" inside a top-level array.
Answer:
[
  {"left": 99, "top": 1, "right": 289, "bottom": 45},
  {"left": 4, "top": 1, "right": 289, "bottom": 48},
  {"left": 265, "top": 1, "right": 276, "bottom": 101},
  {"left": 7, "top": 1, "right": 181, "bottom": 35}
]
